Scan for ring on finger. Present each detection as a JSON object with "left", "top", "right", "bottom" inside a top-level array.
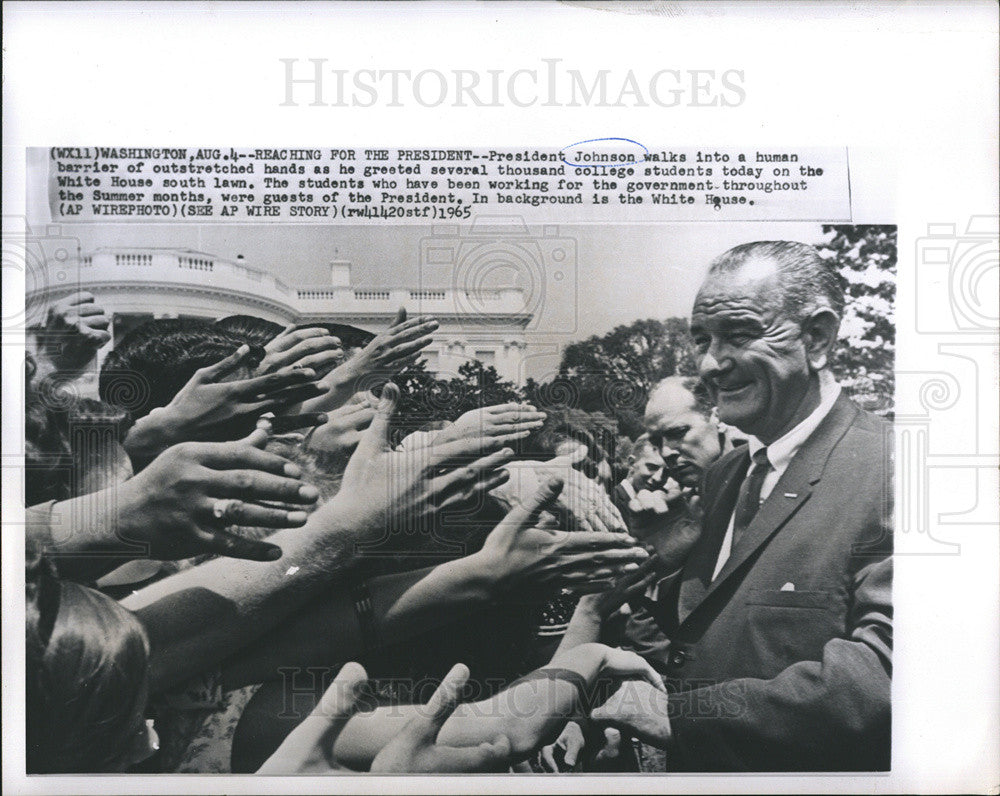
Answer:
[{"left": 212, "top": 498, "right": 237, "bottom": 521}]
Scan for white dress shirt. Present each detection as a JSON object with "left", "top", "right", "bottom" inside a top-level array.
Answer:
[{"left": 711, "top": 379, "right": 842, "bottom": 580}]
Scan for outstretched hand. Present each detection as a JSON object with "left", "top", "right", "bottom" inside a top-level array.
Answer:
[
  {"left": 123, "top": 344, "right": 324, "bottom": 467},
  {"left": 306, "top": 392, "right": 377, "bottom": 456},
  {"left": 370, "top": 663, "right": 511, "bottom": 773},
  {"left": 255, "top": 661, "right": 370, "bottom": 774},
  {"left": 473, "top": 477, "right": 649, "bottom": 595},
  {"left": 257, "top": 324, "right": 345, "bottom": 379},
  {"left": 114, "top": 427, "right": 319, "bottom": 562},
  {"left": 316, "top": 382, "right": 516, "bottom": 541},
  {"left": 589, "top": 678, "right": 673, "bottom": 748},
  {"left": 627, "top": 484, "right": 703, "bottom": 572},
  {"left": 306, "top": 308, "right": 439, "bottom": 413},
  {"left": 422, "top": 403, "right": 547, "bottom": 452},
  {"left": 257, "top": 662, "right": 510, "bottom": 774},
  {"left": 33, "top": 291, "right": 111, "bottom": 375}
]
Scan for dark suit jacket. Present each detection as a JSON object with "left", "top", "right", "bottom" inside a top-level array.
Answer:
[
  {"left": 628, "top": 393, "right": 892, "bottom": 771},
  {"left": 612, "top": 482, "right": 634, "bottom": 522}
]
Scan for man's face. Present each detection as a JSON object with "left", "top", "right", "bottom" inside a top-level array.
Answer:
[
  {"left": 627, "top": 448, "right": 666, "bottom": 492},
  {"left": 644, "top": 381, "right": 721, "bottom": 487},
  {"left": 689, "top": 259, "right": 813, "bottom": 442}
]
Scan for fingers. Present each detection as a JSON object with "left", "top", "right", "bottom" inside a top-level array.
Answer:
[
  {"left": 197, "top": 527, "right": 283, "bottom": 562},
  {"left": 264, "top": 413, "right": 329, "bottom": 435},
  {"left": 421, "top": 662, "right": 470, "bottom": 737},
  {"left": 258, "top": 661, "right": 369, "bottom": 774},
  {"left": 435, "top": 447, "right": 515, "bottom": 492},
  {"left": 539, "top": 742, "right": 559, "bottom": 773},
  {"left": 503, "top": 477, "right": 566, "bottom": 532},
  {"left": 488, "top": 408, "right": 547, "bottom": 425},
  {"left": 628, "top": 488, "right": 670, "bottom": 515},
  {"left": 595, "top": 727, "right": 621, "bottom": 763},
  {"left": 595, "top": 497, "right": 628, "bottom": 534},
  {"left": 562, "top": 722, "right": 585, "bottom": 767},
  {"left": 62, "top": 290, "right": 96, "bottom": 306},
  {"left": 198, "top": 438, "right": 302, "bottom": 477},
  {"left": 251, "top": 382, "right": 326, "bottom": 413},
  {"left": 557, "top": 548, "right": 650, "bottom": 570},
  {"left": 436, "top": 464, "right": 512, "bottom": 510},
  {"left": 268, "top": 335, "right": 344, "bottom": 371},
  {"left": 553, "top": 530, "right": 643, "bottom": 552},
  {"left": 205, "top": 498, "right": 311, "bottom": 529},
  {"left": 420, "top": 737, "right": 511, "bottom": 773},
  {"left": 267, "top": 326, "right": 329, "bottom": 354},
  {"left": 72, "top": 302, "right": 107, "bottom": 317},
  {"left": 376, "top": 335, "right": 435, "bottom": 365},
  {"left": 351, "top": 381, "right": 399, "bottom": 463},
  {"left": 604, "top": 651, "right": 667, "bottom": 693},
  {"left": 209, "top": 470, "right": 320, "bottom": 505},
  {"left": 486, "top": 402, "right": 534, "bottom": 415},
  {"left": 193, "top": 344, "right": 252, "bottom": 383},
  {"left": 236, "top": 366, "right": 319, "bottom": 398},
  {"left": 386, "top": 316, "right": 439, "bottom": 343}
]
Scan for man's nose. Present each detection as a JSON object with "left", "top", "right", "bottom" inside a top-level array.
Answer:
[{"left": 698, "top": 340, "right": 730, "bottom": 380}]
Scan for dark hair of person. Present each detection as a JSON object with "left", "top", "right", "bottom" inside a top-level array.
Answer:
[
  {"left": 25, "top": 354, "right": 130, "bottom": 505},
  {"left": 26, "top": 539, "right": 150, "bottom": 773},
  {"left": 708, "top": 240, "right": 846, "bottom": 322},
  {"left": 98, "top": 319, "right": 246, "bottom": 422},
  {"left": 214, "top": 314, "right": 283, "bottom": 347}
]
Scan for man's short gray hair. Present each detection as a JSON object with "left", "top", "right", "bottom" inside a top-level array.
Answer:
[{"left": 708, "top": 240, "right": 846, "bottom": 322}]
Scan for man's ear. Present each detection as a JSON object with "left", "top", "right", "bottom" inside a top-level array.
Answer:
[
  {"left": 627, "top": 454, "right": 636, "bottom": 467},
  {"left": 802, "top": 308, "right": 841, "bottom": 370}
]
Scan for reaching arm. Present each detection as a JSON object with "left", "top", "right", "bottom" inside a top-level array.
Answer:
[
  {"left": 221, "top": 479, "right": 648, "bottom": 688},
  {"left": 219, "top": 558, "right": 496, "bottom": 688},
  {"left": 121, "top": 383, "right": 516, "bottom": 693},
  {"left": 26, "top": 430, "right": 318, "bottom": 582},
  {"left": 332, "top": 643, "right": 663, "bottom": 768}
]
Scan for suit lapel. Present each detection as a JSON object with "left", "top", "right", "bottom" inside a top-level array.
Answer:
[
  {"left": 676, "top": 448, "right": 749, "bottom": 624},
  {"left": 678, "top": 394, "right": 861, "bottom": 625}
]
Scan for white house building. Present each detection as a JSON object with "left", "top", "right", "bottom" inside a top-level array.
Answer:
[{"left": 27, "top": 246, "right": 533, "bottom": 385}]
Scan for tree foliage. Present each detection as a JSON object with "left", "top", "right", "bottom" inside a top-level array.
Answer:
[
  {"left": 388, "top": 225, "right": 896, "bottom": 448},
  {"left": 817, "top": 224, "right": 896, "bottom": 414}
]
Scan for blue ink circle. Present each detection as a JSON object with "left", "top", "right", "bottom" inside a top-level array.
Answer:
[{"left": 560, "top": 137, "right": 649, "bottom": 168}]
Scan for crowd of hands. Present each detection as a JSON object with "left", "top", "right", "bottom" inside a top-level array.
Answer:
[{"left": 27, "top": 292, "right": 700, "bottom": 774}]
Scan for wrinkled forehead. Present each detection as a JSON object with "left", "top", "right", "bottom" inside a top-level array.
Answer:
[{"left": 691, "top": 258, "right": 782, "bottom": 322}]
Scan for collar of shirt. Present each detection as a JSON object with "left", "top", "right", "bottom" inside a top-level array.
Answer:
[
  {"left": 619, "top": 479, "right": 637, "bottom": 501},
  {"left": 746, "top": 378, "right": 842, "bottom": 476}
]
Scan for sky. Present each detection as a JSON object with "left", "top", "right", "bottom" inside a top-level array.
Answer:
[{"left": 34, "top": 220, "right": 829, "bottom": 341}]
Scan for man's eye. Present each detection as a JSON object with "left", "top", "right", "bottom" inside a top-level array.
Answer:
[{"left": 693, "top": 337, "right": 710, "bottom": 351}]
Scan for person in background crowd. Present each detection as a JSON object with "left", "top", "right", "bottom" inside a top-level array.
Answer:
[{"left": 611, "top": 434, "right": 667, "bottom": 521}]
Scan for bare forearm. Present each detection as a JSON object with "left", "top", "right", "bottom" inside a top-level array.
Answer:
[
  {"left": 555, "top": 597, "right": 604, "bottom": 654},
  {"left": 334, "top": 644, "right": 608, "bottom": 768},
  {"left": 221, "top": 558, "right": 496, "bottom": 688},
  {"left": 124, "top": 514, "right": 361, "bottom": 692}
]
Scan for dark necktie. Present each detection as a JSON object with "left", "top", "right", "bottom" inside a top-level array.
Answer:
[{"left": 732, "top": 447, "right": 771, "bottom": 548}]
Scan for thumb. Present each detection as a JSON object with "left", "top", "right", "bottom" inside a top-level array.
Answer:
[
  {"left": 503, "top": 476, "right": 565, "bottom": 533},
  {"left": 352, "top": 382, "right": 399, "bottom": 461},
  {"left": 196, "top": 344, "right": 251, "bottom": 383},
  {"left": 241, "top": 427, "right": 271, "bottom": 449},
  {"left": 392, "top": 306, "right": 407, "bottom": 326}
]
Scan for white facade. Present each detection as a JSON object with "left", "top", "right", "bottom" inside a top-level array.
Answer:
[{"left": 28, "top": 246, "right": 532, "bottom": 385}]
